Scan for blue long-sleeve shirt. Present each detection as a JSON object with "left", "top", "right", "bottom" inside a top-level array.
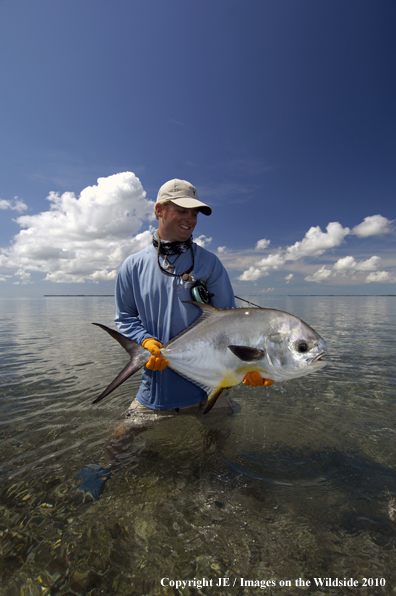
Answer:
[{"left": 114, "top": 240, "right": 236, "bottom": 409}]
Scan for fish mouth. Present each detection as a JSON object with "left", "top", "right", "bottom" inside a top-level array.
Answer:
[{"left": 310, "top": 351, "right": 327, "bottom": 364}]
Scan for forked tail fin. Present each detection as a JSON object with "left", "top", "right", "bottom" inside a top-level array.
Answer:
[{"left": 92, "top": 323, "right": 149, "bottom": 404}]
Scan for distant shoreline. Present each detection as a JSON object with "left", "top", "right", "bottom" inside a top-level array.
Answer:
[
  {"left": 44, "top": 294, "right": 114, "bottom": 297},
  {"left": 43, "top": 294, "right": 396, "bottom": 298}
]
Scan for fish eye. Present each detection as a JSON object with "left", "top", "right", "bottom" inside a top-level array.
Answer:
[{"left": 297, "top": 341, "right": 308, "bottom": 353}]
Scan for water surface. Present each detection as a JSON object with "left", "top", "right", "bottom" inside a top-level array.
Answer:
[{"left": 0, "top": 296, "right": 395, "bottom": 595}]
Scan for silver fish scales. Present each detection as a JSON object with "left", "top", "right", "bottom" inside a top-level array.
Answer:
[{"left": 92, "top": 302, "right": 327, "bottom": 413}]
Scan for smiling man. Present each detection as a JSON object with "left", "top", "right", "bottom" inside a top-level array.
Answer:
[
  {"left": 77, "top": 180, "right": 252, "bottom": 499},
  {"left": 114, "top": 179, "right": 237, "bottom": 413}
]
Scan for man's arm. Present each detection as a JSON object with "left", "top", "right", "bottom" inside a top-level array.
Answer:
[
  {"left": 114, "top": 259, "right": 155, "bottom": 344},
  {"left": 114, "top": 260, "right": 168, "bottom": 371}
]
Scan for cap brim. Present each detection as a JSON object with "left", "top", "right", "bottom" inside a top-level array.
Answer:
[{"left": 170, "top": 198, "right": 212, "bottom": 216}]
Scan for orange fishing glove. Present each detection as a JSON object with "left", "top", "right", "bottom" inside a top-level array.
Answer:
[
  {"left": 243, "top": 372, "right": 274, "bottom": 387},
  {"left": 142, "top": 338, "right": 162, "bottom": 355},
  {"left": 145, "top": 356, "right": 168, "bottom": 371},
  {"left": 142, "top": 338, "right": 169, "bottom": 371}
]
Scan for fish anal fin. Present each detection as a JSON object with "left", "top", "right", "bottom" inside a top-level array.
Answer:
[
  {"left": 203, "top": 386, "right": 231, "bottom": 415},
  {"left": 228, "top": 345, "right": 265, "bottom": 362}
]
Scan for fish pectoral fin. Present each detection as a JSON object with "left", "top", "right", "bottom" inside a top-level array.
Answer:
[
  {"left": 228, "top": 345, "right": 265, "bottom": 362},
  {"left": 203, "top": 387, "right": 230, "bottom": 415}
]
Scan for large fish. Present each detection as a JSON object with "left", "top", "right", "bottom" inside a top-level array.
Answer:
[{"left": 92, "top": 302, "right": 327, "bottom": 413}]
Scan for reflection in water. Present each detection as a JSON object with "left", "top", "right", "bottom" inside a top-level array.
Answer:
[{"left": 0, "top": 296, "right": 395, "bottom": 595}]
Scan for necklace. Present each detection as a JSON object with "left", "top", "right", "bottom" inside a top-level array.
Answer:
[{"left": 162, "top": 252, "right": 182, "bottom": 272}]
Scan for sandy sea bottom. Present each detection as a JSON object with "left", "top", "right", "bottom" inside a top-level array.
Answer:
[{"left": 0, "top": 295, "right": 395, "bottom": 595}]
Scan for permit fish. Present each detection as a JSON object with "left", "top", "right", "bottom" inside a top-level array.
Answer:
[{"left": 92, "top": 302, "right": 327, "bottom": 413}]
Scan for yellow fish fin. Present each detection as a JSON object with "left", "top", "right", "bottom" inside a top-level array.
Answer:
[{"left": 203, "top": 386, "right": 232, "bottom": 415}]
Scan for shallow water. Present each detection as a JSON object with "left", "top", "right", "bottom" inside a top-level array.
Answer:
[{"left": 0, "top": 295, "right": 395, "bottom": 595}]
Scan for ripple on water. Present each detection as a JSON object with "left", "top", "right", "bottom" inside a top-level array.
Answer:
[{"left": 1, "top": 296, "right": 396, "bottom": 594}]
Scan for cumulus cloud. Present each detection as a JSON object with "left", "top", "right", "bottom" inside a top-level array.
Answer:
[
  {"left": 255, "top": 238, "right": 270, "bottom": 250},
  {"left": 285, "top": 222, "right": 350, "bottom": 261},
  {"left": 239, "top": 266, "right": 269, "bottom": 282},
  {"left": 242, "top": 253, "right": 288, "bottom": 280},
  {"left": 238, "top": 221, "right": 350, "bottom": 281},
  {"left": 0, "top": 172, "right": 155, "bottom": 284},
  {"left": 304, "top": 254, "right": 395, "bottom": 284},
  {"left": 352, "top": 215, "right": 393, "bottom": 238},
  {"left": 333, "top": 255, "right": 381, "bottom": 275},
  {"left": 238, "top": 215, "right": 394, "bottom": 284},
  {"left": 305, "top": 266, "right": 332, "bottom": 283},
  {"left": 285, "top": 274, "right": 293, "bottom": 283},
  {"left": 195, "top": 235, "right": 212, "bottom": 248},
  {"left": 365, "top": 271, "right": 396, "bottom": 283},
  {"left": 217, "top": 246, "right": 228, "bottom": 254},
  {"left": 0, "top": 197, "right": 28, "bottom": 213},
  {"left": 258, "top": 253, "right": 286, "bottom": 269}
]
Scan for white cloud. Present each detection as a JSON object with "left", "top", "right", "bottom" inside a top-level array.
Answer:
[
  {"left": 305, "top": 255, "right": 385, "bottom": 284},
  {"left": 0, "top": 197, "right": 28, "bottom": 213},
  {"left": 239, "top": 266, "right": 269, "bottom": 282},
  {"left": 0, "top": 172, "right": 155, "bottom": 284},
  {"left": 285, "top": 222, "right": 350, "bottom": 261},
  {"left": 333, "top": 255, "right": 381, "bottom": 275},
  {"left": 352, "top": 215, "right": 393, "bottom": 238},
  {"left": 237, "top": 215, "right": 394, "bottom": 284},
  {"left": 195, "top": 235, "right": 212, "bottom": 248},
  {"left": 238, "top": 222, "right": 350, "bottom": 281},
  {"left": 258, "top": 252, "right": 285, "bottom": 269},
  {"left": 305, "top": 266, "right": 332, "bottom": 283},
  {"left": 365, "top": 271, "right": 396, "bottom": 284},
  {"left": 285, "top": 273, "right": 293, "bottom": 283},
  {"left": 255, "top": 238, "right": 270, "bottom": 250},
  {"left": 356, "top": 256, "right": 382, "bottom": 271},
  {"left": 217, "top": 246, "right": 228, "bottom": 254},
  {"left": 333, "top": 255, "right": 357, "bottom": 273}
]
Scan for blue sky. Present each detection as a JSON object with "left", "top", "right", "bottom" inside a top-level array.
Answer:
[{"left": 1, "top": 0, "right": 395, "bottom": 298}]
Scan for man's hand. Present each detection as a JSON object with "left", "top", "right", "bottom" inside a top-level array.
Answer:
[
  {"left": 143, "top": 338, "right": 169, "bottom": 371},
  {"left": 243, "top": 371, "right": 274, "bottom": 387},
  {"left": 145, "top": 355, "right": 168, "bottom": 371},
  {"left": 142, "top": 338, "right": 162, "bottom": 355}
]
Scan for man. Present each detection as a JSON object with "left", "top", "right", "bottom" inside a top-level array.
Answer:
[
  {"left": 77, "top": 178, "right": 264, "bottom": 499},
  {"left": 114, "top": 178, "right": 237, "bottom": 414}
]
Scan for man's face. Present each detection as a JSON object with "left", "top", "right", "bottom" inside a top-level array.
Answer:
[{"left": 156, "top": 202, "right": 199, "bottom": 242}]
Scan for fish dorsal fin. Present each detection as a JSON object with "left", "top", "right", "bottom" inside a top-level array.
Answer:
[
  {"left": 228, "top": 345, "right": 266, "bottom": 362},
  {"left": 183, "top": 300, "right": 220, "bottom": 320},
  {"left": 163, "top": 301, "right": 221, "bottom": 348}
]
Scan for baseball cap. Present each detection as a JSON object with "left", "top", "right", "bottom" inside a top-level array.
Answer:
[{"left": 156, "top": 179, "right": 212, "bottom": 216}]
